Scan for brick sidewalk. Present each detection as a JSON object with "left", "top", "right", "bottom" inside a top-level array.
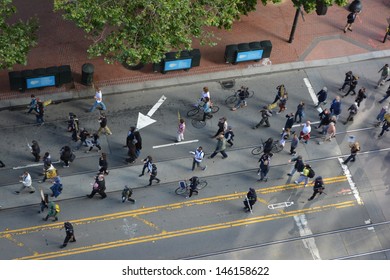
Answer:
[{"left": 0, "top": 0, "right": 389, "bottom": 101}]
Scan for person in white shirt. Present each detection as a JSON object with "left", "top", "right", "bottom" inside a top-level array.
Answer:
[
  {"left": 89, "top": 87, "right": 107, "bottom": 112},
  {"left": 195, "top": 86, "right": 211, "bottom": 107},
  {"left": 15, "top": 171, "right": 35, "bottom": 194},
  {"left": 191, "top": 146, "right": 207, "bottom": 171},
  {"left": 299, "top": 120, "right": 311, "bottom": 144}
]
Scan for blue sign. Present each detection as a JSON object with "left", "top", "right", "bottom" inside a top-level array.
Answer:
[
  {"left": 164, "top": 58, "right": 192, "bottom": 71},
  {"left": 26, "top": 76, "right": 56, "bottom": 89},
  {"left": 235, "top": 50, "right": 263, "bottom": 62}
]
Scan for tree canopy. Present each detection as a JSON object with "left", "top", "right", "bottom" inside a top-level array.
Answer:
[
  {"left": 0, "top": 0, "right": 39, "bottom": 70},
  {"left": 54, "top": 0, "right": 248, "bottom": 65}
]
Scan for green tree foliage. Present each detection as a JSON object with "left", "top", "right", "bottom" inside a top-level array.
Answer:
[
  {"left": 0, "top": 0, "right": 39, "bottom": 69},
  {"left": 54, "top": 0, "right": 247, "bottom": 65}
]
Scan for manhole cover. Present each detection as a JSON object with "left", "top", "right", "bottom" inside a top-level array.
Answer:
[{"left": 221, "top": 80, "right": 235, "bottom": 89}]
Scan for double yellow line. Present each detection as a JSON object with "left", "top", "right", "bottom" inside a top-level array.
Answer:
[{"left": 2, "top": 175, "right": 352, "bottom": 259}]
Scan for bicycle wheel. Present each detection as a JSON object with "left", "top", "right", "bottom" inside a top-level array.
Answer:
[
  {"left": 211, "top": 105, "right": 220, "bottom": 113},
  {"left": 187, "top": 108, "right": 200, "bottom": 117},
  {"left": 247, "top": 90, "right": 255, "bottom": 98},
  {"left": 175, "top": 187, "right": 187, "bottom": 195},
  {"left": 225, "top": 95, "right": 237, "bottom": 105},
  {"left": 197, "top": 180, "right": 208, "bottom": 190},
  {"left": 251, "top": 146, "right": 263, "bottom": 155},
  {"left": 272, "top": 143, "right": 284, "bottom": 153}
]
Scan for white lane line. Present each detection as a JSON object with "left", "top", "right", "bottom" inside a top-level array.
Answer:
[
  {"left": 338, "top": 157, "right": 364, "bottom": 205},
  {"left": 13, "top": 160, "right": 61, "bottom": 170},
  {"left": 303, "top": 78, "right": 322, "bottom": 113},
  {"left": 153, "top": 139, "right": 199, "bottom": 149},
  {"left": 293, "top": 214, "right": 321, "bottom": 260},
  {"left": 292, "top": 121, "right": 320, "bottom": 128}
]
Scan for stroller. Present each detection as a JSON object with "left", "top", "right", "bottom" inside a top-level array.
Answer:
[{"left": 121, "top": 186, "right": 136, "bottom": 203}]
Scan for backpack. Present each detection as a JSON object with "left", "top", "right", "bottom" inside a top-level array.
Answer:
[
  {"left": 307, "top": 168, "right": 315, "bottom": 178},
  {"left": 55, "top": 204, "right": 60, "bottom": 213},
  {"left": 151, "top": 164, "right": 157, "bottom": 175},
  {"left": 384, "top": 113, "right": 390, "bottom": 123}
]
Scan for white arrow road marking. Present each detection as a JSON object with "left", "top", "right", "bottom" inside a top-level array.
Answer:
[
  {"left": 303, "top": 78, "right": 322, "bottom": 113},
  {"left": 153, "top": 139, "right": 199, "bottom": 149},
  {"left": 136, "top": 95, "right": 167, "bottom": 130},
  {"left": 268, "top": 201, "right": 294, "bottom": 209}
]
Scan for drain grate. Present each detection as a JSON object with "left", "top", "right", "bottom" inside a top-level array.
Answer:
[{"left": 220, "top": 80, "right": 235, "bottom": 89}]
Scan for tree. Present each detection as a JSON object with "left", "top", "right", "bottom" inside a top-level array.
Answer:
[
  {"left": 0, "top": 0, "right": 39, "bottom": 70},
  {"left": 291, "top": 0, "right": 348, "bottom": 13},
  {"left": 54, "top": 0, "right": 252, "bottom": 65}
]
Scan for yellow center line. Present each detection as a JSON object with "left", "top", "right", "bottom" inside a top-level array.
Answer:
[
  {"left": 17, "top": 200, "right": 357, "bottom": 260},
  {"left": 1, "top": 175, "right": 348, "bottom": 238}
]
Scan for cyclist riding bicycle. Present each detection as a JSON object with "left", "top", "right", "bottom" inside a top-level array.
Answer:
[
  {"left": 188, "top": 176, "right": 199, "bottom": 198},
  {"left": 202, "top": 97, "right": 213, "bottom": 121},
  {"left": 195, "top": 86, "right": 211, "bottom": 107},
  {"left": 232, "top": 86, "right": 250, "bottom": 111}
]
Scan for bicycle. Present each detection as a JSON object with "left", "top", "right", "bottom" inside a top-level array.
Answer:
[
  {"left": 251, "top": 139, "right": 284, "bottom": 155},
  {"left": 187, "top": 103, "right": 219, "bottom": 117},
  {"left": 175, "top": 179, "right": 208, "bottom": 196},
  {"left": 225, "top": 86, "right": 255, "bottom": 105}
]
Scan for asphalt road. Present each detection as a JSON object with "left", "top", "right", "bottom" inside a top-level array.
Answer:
[{"left": 0, "top": 58, "right": 389, "bottom": 260}]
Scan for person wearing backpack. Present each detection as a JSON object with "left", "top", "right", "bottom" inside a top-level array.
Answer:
[
  {"left": 343, "top": 142, "right": 360, "bottom": 164},
  {"left": 148, "top": 164, "right": 160, "bottom": 186},
  {"left": 50, "top": 176, "right": 63, "bottom": 198},
  {"left": 243, "top": 188, "right": 257, "bottom": 212},
  {"left": 294, "top": 164, "right": 313, "bottom": 187},
  {"left": 42, "top": 201, "right": 59, "bottom": 221},
  {"left": 308, "top": 176, "right": 325, "bottom": 201},
  {"left": 60, "top": 222, "right": 76, "bottom": 248},
  {"left": 187, "top": 176, "right": 200, "bottom": 198},
  {"left": 253, "top": 106, "right": 273, "bottom": 129},
  {"left": 344, "top": 102, "right": 358, "bottom": 124},
  {"left": 86, "top": 133, "right": 102, "bottom": 153},
  {"left": 287, "top": 155, "right": 304, "bottom": 177},
  {"left": 258, "top": 153, "right": 272, "bottom": 182},
  {"left": 87, "top": 174, "right": 107, "bottom": 199},
  {"left": 121, "top": 185, "right": 136, "bottom": 203}
]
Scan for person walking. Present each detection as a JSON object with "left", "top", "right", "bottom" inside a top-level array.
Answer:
[
  {"left": 258, "top": 153, "right": 272, "bottom": 182},
  {"left": 27, "top": 94, "right": 38, "bottom": 114},
  {"left": 316, "top": 87, "right": 328, "bottom": 107},
  {"left": 87, "top": 174, "right": 107, "bottom": 199},
  {"left": 50, "top": 176, "right": 63, "bottom": 198},
  {"left": 38, "top": 192, "right": 49, "bottom": 214},
  {"left": 134, "top": 129, "right": 142, "bottom": 159},
  {"left": 186, "top": 176, "right": 200, "bottom": 198},
  {"left": 299, "top": 121, "right": 312, "bottom": 144},
  {"left": 60, "top": 145, "right": 73, "bottom": 167},
  {"left": 323, "top": 121, "right": 336, "bottom": 143},
  {"left": 139, "top": 155, "right": 153, "bottom": 177},
  {"left": 288, "top": 155, "right": 304, "bottom": 177},
  {"left": 39, "top": 152, "right": 52, "bottom": 183},
  {"left": 243, "top": 188, "right": 257, "bottom": 212},
  {"left": 148, "top": 164, "right": 160, "bottom": 186},
  {"left": 224, "top": 126, "right": 235, "bottom": 147},
  {"left": 15, "top": 171, "right": 35, "bottom": 194},
  {"left": 97, "top": 113, "right": 112, "bottom": 136},
  {"left": 213, "top": 117, "right": 227, "bottom": 138},
  {"left": 98, "top": 152, "right": 109, "bottom": 175},
  {"left": 125, "top": 127, "right": 137, "bottom": 164},
  {"left": 343, "top": 102, "right": 358, "bottom": 124},
  {"left": 339, "top": 71, "right": 353, "bottom": 91},
  {"left": 378, "top": 86, "right": 390, "bottom": 104},
  {"left": 121, "top": 186, "right": 136, "bottom": 203},
  {"left": 42, "top": 201, "right": 60, "bottom": 221},
  {"left": 209, "top": 133, "right": 228, "bottom": 159},
  {"left": 76, "top": 128, "right": 90, "bottom": 150},
  {"left": 343, "top": 11, "right": 358, "bottom": 33},
  {"left": 277, "top": 92, "right": 288, "bottom": 114},
  {"left": 89, "top": 86, "right": 107, "bottom": 112},
  {"left": 272, "top": 85, "right": 286, "bottom": 104},
  {"left": 30, "top": 140, "right": 41, "bottom": 162},
  {"left": 176, "top": 118, "right": 186, "bottom": 142},
  {"left": 86, "top": 133, "right": 102, "bottom": 153},
  {"left": 60, "top": 222, "right": 76, "bottom": 248},
  {"left": 316, "top": 108, "right": 331, "bottom": 131},
  {"left": 376, "top": 105, "right": 388, "bottom": 124},
  {"left": 294, "top": 101, "right": 305, "bottom": 123},
  {"left": 343, "top": 142, "right": 360, "bottom": 164},
  {"left": 378, "top": 119, "right": 390, "bottom": 138},
  {"left": 342, "top": 75, "right": 359, "bottom": 97},
  {"left": 376, "top": 64, "right": 390, "bottom": 88},
  {"left": 294, "top": 164, "right": 312, "bottom": 188},
  {"left": 330, "top": 96, "right": 342, "bottom": 120},
  {"left": 308, "top": 176, "right": 325, "bottom": 201},
  {"left": 355, "top": 87, "right": 367, "bottom": 107},
  {"left": 284, "top": 113, "right": 295, "bottom": 133},
  {"left": 289, "top": 133, "right": 299, "bottom": 155},
  {"left": 253, "top": 106, "right": 273, "bottom": 129},
  {"left": 201, "top": 97, "right": 213, "bottom": 122},
  {"left": 35, "top": 99, "right": 45, "bottom": 125},
  {"left": 191, "top": 146, "right": 206, "bottom": 171}
]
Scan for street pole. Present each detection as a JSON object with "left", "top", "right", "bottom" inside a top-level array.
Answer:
[{"left": 288, "top": 7, "right": 300, "bottom": 43}]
